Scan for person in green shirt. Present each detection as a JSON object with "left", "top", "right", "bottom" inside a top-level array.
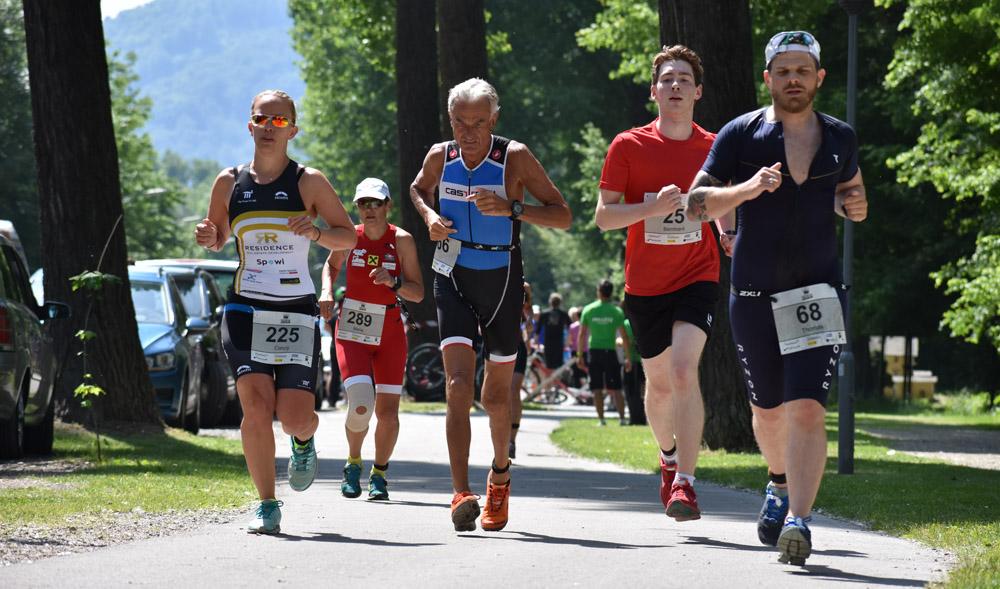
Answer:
[{"left": 577, "top": 280, "right": 631, "bottom": 425}]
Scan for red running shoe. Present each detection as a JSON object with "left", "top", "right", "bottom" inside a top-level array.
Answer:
[
  {"left": 659, "top": 457, "right": 677, "bottom": 510},
  {"left": 481, "top": 480, "right": 510, "bottom": 531},
  {"left": 665, "top": 480, "right": 701, "bottom": 522},
  {"left": 450, "top": 491, "right": 480, "bottom": 532}
]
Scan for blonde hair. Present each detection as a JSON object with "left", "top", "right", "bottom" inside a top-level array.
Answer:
[
  {"left": 447, "top": 78, "right": 500, "bottom": 115},
  {"left": 250, "top": 89, "right": 297, "bottom": 124}
]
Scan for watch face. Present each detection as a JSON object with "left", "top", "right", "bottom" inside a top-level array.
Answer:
[{"left": 512, "top": 201, "right": 523, "bottom": 216}]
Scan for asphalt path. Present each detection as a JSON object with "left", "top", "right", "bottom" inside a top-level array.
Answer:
[{"left": 0, "top": 405, "right": 952, "bottom": 587}]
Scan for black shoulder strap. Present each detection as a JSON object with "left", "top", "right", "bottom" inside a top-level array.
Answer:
[
  {"left": 444, "top": 141, "right": 461, "bottom": 162},
  {"left": 488, "top": 135, "right": 511, "bottom": 164},
  {"left": 296, "top": 165, "right": 306, "bottom": 180}
]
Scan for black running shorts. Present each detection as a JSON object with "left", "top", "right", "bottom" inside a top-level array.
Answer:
[
  {"left": 221, "top": 292, "right": 321, "bottom": 393},
  {"left": 729, "top": 289, "right": 844, "bottom": 409},
  {"left": 624, "top": 281, "right": 719, "bottom": 359},
  {"left": 434, "top": 258, "right": 524, "bottom": 363},
  {"left": 587, "top": 349, "right": 622, "bottom": 391}
]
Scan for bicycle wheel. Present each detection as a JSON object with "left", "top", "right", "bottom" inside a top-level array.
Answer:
[
  {"left": 406, "top": 342, "right": 446, "bottom": 401},
  {"left": 538, "top": 388, "right": 568, "bottom": 405},
  {"left": 521, "top": 366, "right": 542, "bottom": 401}
]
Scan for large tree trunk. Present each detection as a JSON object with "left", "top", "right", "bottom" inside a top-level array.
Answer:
[
  {"left": 22, "top": 0, "right": 160, "bottom": 424},
  {"left": 437, "top": 0, "right": 488, "bottom": 136},
  {"left": 659, "top": 0, "right": 757, "bottom": 450},
  {"left": 396, "top": 0, "right": 442, "bottom": 346}
]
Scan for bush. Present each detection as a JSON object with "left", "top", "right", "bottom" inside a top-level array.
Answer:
[{"left": 935, "top": 390, "right": 993, "bottom": 415}]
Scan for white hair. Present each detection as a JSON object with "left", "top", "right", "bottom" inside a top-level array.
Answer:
[{"left": 447, "top": 78, "right": 500, "bottom": 115}]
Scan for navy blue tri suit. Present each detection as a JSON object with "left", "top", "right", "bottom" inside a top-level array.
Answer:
[
  {"left": 434, "top": 136, "right": 525, "bottom": 363},
  {"left": 701, "top": 108, "right": 858, "bottom": 409}
]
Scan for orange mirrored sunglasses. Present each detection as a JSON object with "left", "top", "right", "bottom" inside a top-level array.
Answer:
[{"left": 250, "top": 114, "right": 292, "bottom": 128}]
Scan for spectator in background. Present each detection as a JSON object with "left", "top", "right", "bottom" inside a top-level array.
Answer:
[
  {"left": 567, "top": 306, "right": 586, "bottom": 388},
  {"left": 538, "top": 292, "right": 571, "bottom": 370}
]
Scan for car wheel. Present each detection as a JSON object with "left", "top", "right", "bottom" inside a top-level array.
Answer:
[
  {"left": 165, "top": 375, "right": 188, "bottom": 429},
  {"left": 199, "top": 362, "right": 228, "bottom": 428},
  {"left": 24, "top": 397, "right": 55, "bottom": 455},
  {"left": 0, "top": 386, "right": 25, "bottom": 459},
  {"left": 184, "top": 378, "right": 202, "bottom": 435}
]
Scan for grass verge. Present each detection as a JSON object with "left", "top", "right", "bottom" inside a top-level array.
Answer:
[
  {"left": 550, "top": 415, "right": 1000, "bottom": 588},
  {"left": 1, "top": 422, "right": 252, "bottom": 526}
]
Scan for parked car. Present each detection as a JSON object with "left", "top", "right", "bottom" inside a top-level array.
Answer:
[
  {"left": 136, "top": 263, "right": 236, "bottom": 427},
  {"left": 128, "top": 266, "right": 204, "bottom": 433},
  {"left": 0, "top": 235, "right": 70, "bottom": 458},
  {"left": 135, "top": 258, "right": 325, "bottom": 412}
]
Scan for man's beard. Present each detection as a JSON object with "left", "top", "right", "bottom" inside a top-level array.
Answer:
[{"left": 771, "top": 83, "right": 817, "bottom": 114}]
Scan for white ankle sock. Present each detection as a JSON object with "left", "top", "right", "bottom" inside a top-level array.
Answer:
[{"left": 676, "top": 472, "right": 696, "bottom": 485}]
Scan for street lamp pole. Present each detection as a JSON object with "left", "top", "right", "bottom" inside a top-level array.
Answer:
[{"left": 836, "top": 0, "right": 867, "bottom": 475}]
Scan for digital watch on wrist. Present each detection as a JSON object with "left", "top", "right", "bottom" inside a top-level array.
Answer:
[{"left": 509, "top": 200, "right": 524, "bottom": 220}]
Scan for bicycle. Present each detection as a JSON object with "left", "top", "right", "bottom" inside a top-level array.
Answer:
[
  {"left": 404, "top": 338, "right": 486, "bottom": 402},
  {"left": 520, "top": 350, "right": 592, "bottom": 406}
]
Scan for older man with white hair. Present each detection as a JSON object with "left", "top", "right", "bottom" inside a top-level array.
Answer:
[{"left": 410, "top": 78, "right": 571, "bottom": 533}]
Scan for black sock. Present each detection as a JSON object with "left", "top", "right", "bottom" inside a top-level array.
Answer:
[
  {"left": 373, "top": 463, "right": 389, "bottom": 472},
  {"left": 492, "top": 459, "right": 511, "bottom": 474},
  {"left": 769, "top": 471, "right": 787, "bottom": 485},
  {"left": 511, "top": 423, "right": 520, "bottom": 430},
  {"left": 293, "top": 436, "right": 311, "bottom": 446}
]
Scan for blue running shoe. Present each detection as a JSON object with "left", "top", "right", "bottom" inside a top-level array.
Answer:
[
  {"left": 757, "top": 482, "right": 789, "bottom": 546},
  {"left": 247, "top": 499, "right": 283, "bottom": 535},
  {"left": 287, "top": 437, "right": 318, "bottom": 492},
  {"left": 342, "top": 462, "right": 362, "bottom": 498},
  {"left": 777, "top": 515, "right": 813, "bottom": 566},
  {"left": 368, "top": 472, "right": 389, "bottom": 501}
]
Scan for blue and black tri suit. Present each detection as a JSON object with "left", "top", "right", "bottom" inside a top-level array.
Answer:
[
  {"left": 434, "top": 136, "right": 525, "bottom": 363},
  {"left": 702, "top": 108, "right": 859, "bottom": 408}
]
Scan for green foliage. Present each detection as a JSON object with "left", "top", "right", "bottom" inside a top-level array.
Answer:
[
  {"left": 287, "top": 0, "right": 396, "bottom": 195},
  {"left": 880, "top": 0, "right": 1000, "bottom": 353},
  {"left": 575, "top": 0, "right": 658, "bottom": 85},
  {"left": 109, "top": 51, "right": 193, "bottom": 261},
  {"left": 69, "top": 270, "right": 122, "bottom": 295},
  {"left": 0, "top": 0, "right": 40, "bottom": 268}
]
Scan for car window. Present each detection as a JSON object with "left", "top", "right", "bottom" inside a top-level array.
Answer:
[
  {"left": 166, "top": 278, "right": 188, "bottom": 326},
  {"left": 200, "top": 274, "right": 223, "bottom": 314},
  {"left": 5, "top": 247, "right": 36, "bottom": 308},
  {"left": 131, "top": 281, "right": 171, "bottom": 324},
  {"left": 208, "top": 270, "right": 234, "bottom": 296},
  {"left": 172, "top": 274, "right": 204, "bottom": 317},
  {"left": 0, "top": 246, "right": 17, "bottom": 302}
]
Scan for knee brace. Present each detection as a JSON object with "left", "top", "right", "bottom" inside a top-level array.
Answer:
[{"left": 344, "top": 376, "right": 376, "bottom": 432}]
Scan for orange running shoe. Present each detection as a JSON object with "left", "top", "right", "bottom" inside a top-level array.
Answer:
[
  {"left": 665, "top": 479, "right": 701, "bottom": 522},
  {"left": 480, "top": 480, "right": 510, "bottom": 531},
  {"left": 450, "top": 491, "right": 480, "bottom": 532},
  {"left": 659, "top": 457, "right": 677, "bottom": 510}
]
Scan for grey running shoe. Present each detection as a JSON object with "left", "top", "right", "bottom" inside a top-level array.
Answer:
[
  {"left": 247, "top": 499, "right": 283, "bottom": 535},
  {"left": 777, "top": 516, "right": 812, "bottom": 566},
  {"left": 287, "top": 437, "right": 318, "bottom": 492}
]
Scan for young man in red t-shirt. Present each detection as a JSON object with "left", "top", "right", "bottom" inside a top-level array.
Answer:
[{"left": 595, "top": 45, "right": 728, "bottom": 522}]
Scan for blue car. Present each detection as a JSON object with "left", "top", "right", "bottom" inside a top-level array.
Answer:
[{"left": 129, "top": 267, "right": 204, "bottom": 433}]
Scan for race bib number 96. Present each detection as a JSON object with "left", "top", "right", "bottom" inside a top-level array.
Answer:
[
  {"left": 770, "top": 283, "right": 846, "bottom": 355},
  {"left": 431, "top": 237, "right": 461, "bottom": 276},
  {"left": 250, "top": 310, "right": 315, "bottom": 367}
]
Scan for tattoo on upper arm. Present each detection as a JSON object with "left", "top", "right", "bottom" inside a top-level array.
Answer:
[{"left": 687, "top": 171, "right": 723, "bottom": 222}]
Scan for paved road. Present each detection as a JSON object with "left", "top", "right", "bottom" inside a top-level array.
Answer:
[{"left": 0, "top": 405, "right": 952, "bottom": 588}]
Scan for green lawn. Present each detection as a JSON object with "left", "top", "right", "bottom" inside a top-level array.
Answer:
[
  {"left": 551, "top": 415, "right": 1000, "bottom": 589},
  {"left": 1, "top": 423, "right": 252, "bottom": 526}
]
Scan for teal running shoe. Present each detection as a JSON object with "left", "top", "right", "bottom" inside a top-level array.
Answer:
[
  {"left": 757, "top": 482, "right": 789, "bottom": 546},
  {"left": 368, "top": 472, "right": 389, "bottom": 501},
  {"left": 777, "top": 515, "right": 813, "bottom": 566},
  {"left": 247, "top": 499, "right": 283, "bottom": 535},
  {"left": 341, "top": 462, "right": 362, "bottom": 498},
  {"left": 287, "top": 436, "right": 318, "bottom": 492}
]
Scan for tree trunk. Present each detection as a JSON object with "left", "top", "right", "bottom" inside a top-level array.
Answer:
[
  {"left": 659, "top": 0, "right": 757, "bottom": 450},
  {"left": 396, "top": 0, "right": 442, "bottom": 346},
  {"left": 437, "top": 0, "right": 488, "bottom": 137},
  {"left": 22, "top": 0, "right": 160, "bottom": 424}
]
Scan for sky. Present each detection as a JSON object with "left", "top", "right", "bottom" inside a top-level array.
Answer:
[{"left": 101, "top": 0, "right": 153, "bottom": 19}]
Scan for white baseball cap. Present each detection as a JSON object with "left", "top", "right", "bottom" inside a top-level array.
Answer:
[
  {"left": 353, "top": 177, "right": 391, "bottom": 202},
  {"left": 765, "top": 31, "right": 821, "bottom": 68}
]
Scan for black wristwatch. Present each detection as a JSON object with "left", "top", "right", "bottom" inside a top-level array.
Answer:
[
  {"left": 509, "top": 200, "right": 524, "bottom": 220},
  {"left": 391, "top": 276, "right": 403, "bottom": 291}
]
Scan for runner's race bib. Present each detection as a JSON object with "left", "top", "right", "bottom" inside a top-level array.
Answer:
[
  {"left": 336, "top": 298, "right": 387, "bottom": 346},
  {"left": 431, "top": 237, "right": 462, "bottom": 276},
  {"left": 250, "top": 310, "right": 315, "bottom": 367},
  {"left": 644, "top": 192, "right": 702, "bottom": 245},
  {"left": 770, "top": 283, "right": 846, "bottom": 355}
]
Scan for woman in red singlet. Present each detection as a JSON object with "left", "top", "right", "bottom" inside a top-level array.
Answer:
[{"left": 319, "top": 178, "right": 424, "bottom": 501}]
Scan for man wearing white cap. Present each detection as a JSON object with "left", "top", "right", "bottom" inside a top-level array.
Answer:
[
  {"left": 686, "top": 31, "right": 868, "bottom": 565},
  {"left": 319, "top": 177, "right": 424, "bottom": 501}
]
